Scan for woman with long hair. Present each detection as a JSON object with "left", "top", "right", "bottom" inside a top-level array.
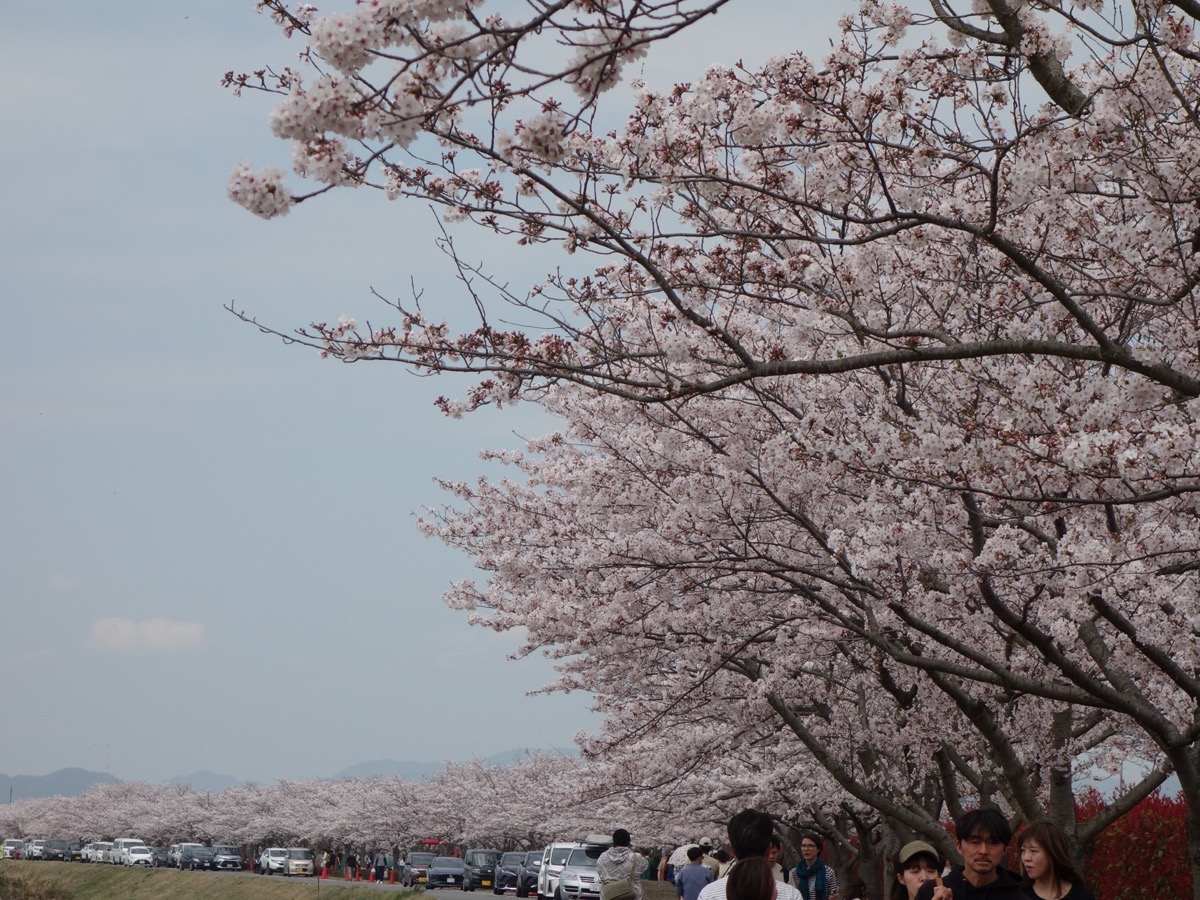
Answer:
[
  {"left": 1018, "top": 821, "right": 1096, "bottom": 900},
  {"left": 728, "top": 857, "right": 779, "bottom": 900},
  {"left": 889, "top": 841, "right": 944, "bottom": 900}
]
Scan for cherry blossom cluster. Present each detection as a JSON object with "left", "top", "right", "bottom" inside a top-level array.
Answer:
[{"left": 228, "top": 0, "right": 1200, "bottom": 888}]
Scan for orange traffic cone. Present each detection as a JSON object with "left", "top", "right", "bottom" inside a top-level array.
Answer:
[
  {"left": 390, "top": 868, "right": 397, "bottom": 884},
  {"left": 370, "top": 869, "right": 376, "bottom": 883},
  {"left": 321, "top": 866, "right": 328, "bottom": 879},
  {"left": 356, "top": 868, "right": 362, "bottom": 882},
  {"left": 345, "top": 867, "right": 351, "bottom": 881}
]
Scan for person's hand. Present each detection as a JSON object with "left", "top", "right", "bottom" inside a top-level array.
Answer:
[{"left": 930, "top": 885, "right": 953, "bottom": 900}]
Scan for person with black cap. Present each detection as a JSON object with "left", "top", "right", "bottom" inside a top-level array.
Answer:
[
  {"left": 598, "top": 829, "right": 645, "bottom": 900},
  {"left": 891, "top": 840, "right": 945, "bottom": 900}
]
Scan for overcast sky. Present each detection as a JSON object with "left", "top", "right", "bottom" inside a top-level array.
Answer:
[{"left": 0, "top": 1, "right": 848, "bottom": 786}]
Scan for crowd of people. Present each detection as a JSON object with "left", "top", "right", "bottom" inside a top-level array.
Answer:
[{"left": 614, "top": 806, "right": 1096, "bottom": 900}]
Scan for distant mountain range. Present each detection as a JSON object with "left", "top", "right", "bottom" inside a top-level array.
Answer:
[
  {"left": 2, "top": 748, "right": 571, "bottom": 801},
  {"left": 0, "top": 768, "right": 119, "bottom": 802}
]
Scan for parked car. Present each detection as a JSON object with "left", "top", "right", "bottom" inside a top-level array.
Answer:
[
  {"left": 556, "top": 845, "right": 607, "bottom": 900},
  {"left": 180, "top": 845, "right": 217, "bottom": 870},
  {"left": 25, "top": 840, "right": 46, "bottom": 860},
  {"left": 126, "top": 845, "right": 155, "bottom": 868},
  {"left": 84, "top": 841, "right": 112, "bottom": 863},
  {"left": 427, "top": 856, "right": 468, "bottom": 890},
  {"left": 151, "top": 847, "right": 169, "bottom": 868},
  {"left": 111, "top": 837, "right": 147, "bottom": 865},
  {"left": 258, "top": 846, "right": 288, "bottom": 875},
  {"left": 172, "top": 843, "right": 204, "bottom": 868},
  {"left": 65, "top": 842, "right": 83, "bottom": 862},
  {"left": 538, "top": 843, "right": 580, "bottom": 900},
  {"left": 212, "top": 844, "right": 244, "bottom": 870},
  {"left": 538, "top": 838, "right": 610, "bottom": 900},
  {"left": 402, "top": 851, "right": 438, "bottom": 887},
  {"left": 495, "top": 852, "right": 528, "bottom": 893},
  {"left": 41, "top": 840, "right": 71, "bottom": 862},
  {"left": 2, "top": 839, "right": 24, "bottom": 859},
  {"left": 283, "top": 847, "right": 316, "bottom": 877},
  {"left": 464, "top": 849, "right": 502, "bottom": 891},
  {"left": 516, "top": 850, "right": 544, "bottom": 898}
]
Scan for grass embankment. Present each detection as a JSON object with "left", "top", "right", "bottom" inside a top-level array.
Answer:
[
  {"left": 0, "top": 862, "right": 683, "bottom": 900},
  {"left": 0, "top": 861, "right": 407, "bottom": 899}
]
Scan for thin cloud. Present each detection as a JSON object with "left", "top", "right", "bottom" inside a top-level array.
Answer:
[
  {"left": 88, "top": 618, "right": 206, "bottom": 653},
  {"left": 48, "top": 574, "right": 78, "bottom": 590}
]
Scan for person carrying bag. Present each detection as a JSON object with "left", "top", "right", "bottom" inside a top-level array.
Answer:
[{"left": 598, "top": 830, "right": 644, "bottom": 900}]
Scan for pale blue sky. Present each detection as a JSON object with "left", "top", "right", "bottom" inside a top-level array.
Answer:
[{"left": 0, "top": 0, "right": 847, "bottom": 785}]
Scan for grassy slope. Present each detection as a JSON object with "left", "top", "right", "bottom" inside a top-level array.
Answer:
[
  {"left": 0, "top": 861, "right": 405, "bottom": 899},
  {"left": 0, "top": 862, "right": 683, "bottom": 900}
]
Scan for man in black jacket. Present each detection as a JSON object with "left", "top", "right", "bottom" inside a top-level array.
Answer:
[{"left": 916, "top": 808, "right": 1023, "bottom": 900}]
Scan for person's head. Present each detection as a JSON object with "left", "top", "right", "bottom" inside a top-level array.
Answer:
[
  {"left": 766, "top": 835, "right": 782, "bottom": 865},
  {"left": 726, "top": 809, "right": 775, "bottom": 860},
  {"left": 713, "top": 849, "right": 731, "bottom": 864},
  {"left": 727, "top": 857, "right": 778, "bottom": 900},
  {"left": 889, "top": 841, "right": 944, "bottom": 900},
  {"left": 612, "top": 829, "right": 632, "bottom": 848},
  {"left": 687, "top": 847, "right": 705, "bottom": 863},
  {"left": 1018, "top": 820, "right": 1083, "bottom": 896},
  {"left": 954, "top": 808, "right": 1011, "bottom": 886},
  {"left": 798, "top": 834, "right": 822, "bottom": 866}
]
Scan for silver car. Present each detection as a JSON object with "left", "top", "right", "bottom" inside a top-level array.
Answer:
[{"left": 556, "top": 845, "right": 607, "bottom": 900}]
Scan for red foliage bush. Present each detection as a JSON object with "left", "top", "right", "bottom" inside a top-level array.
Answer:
[{"left": 1076, "top": 787, "right": 1192, "bottom": 899}]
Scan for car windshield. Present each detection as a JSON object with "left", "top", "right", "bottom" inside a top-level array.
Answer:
[
  {"left": 410, "top": 853, "right": 436, "bottom": 865},
  {"left": 289, "top": 849, "right": 314, "bottom": 860},
  {"left": 526, "top": 853, "right": 543, "bottom": 867},
  {"left": 131, "top": 847, "right": 149, "bottom": 853},
  {"left": 471, "top": 851, "right": 501, "bottom": 865},
  {"left": 567, "top": 847, "right": 604, "bottom": 867},
  {"left": 434, "top": 857, "right": 465, "bottom": 869},
  {"left": 550, "top": 847, "right": 575, "bottom": 865},
  {"left": 214, "top": 846, "right": 237, "bottom": 854},
  {"left": 503, "top": 853, "right": 525, "bottom": 865},
  {"left": 270, "top": 849, "right": 288, "bottom": 857}
]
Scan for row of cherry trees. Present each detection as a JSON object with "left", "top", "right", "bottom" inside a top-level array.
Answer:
[
  {"left": 0, "top": 754, "right": 615, "bottom": 849},
  {"left": 225, "top": 0, "right": 1200, "bottom": 896}
]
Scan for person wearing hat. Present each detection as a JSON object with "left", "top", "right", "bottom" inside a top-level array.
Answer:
[
  {"left": 891, "top": 840, "right": 944, "bottom": 900},
  {"left": 598, "top": 828, "right": 645, "bottom": 900}
]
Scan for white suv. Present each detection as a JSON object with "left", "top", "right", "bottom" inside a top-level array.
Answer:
[{"left": 258, "top": 846, "right": 288, "bottom": 875}]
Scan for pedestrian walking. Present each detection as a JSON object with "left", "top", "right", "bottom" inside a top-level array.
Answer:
[
  {"left": 1018, "top": 821, "right": 1097, "bottom": 900},
  {"left": 678, "top": 846, "right": 715, "bottom": 900},
  {"left": 788, "top": 835, "right": 838, "bottom": 900},
  {"left": 727, "top": 858, "right": 779, "bottom": 900},
  {"left": 890, "top": 841, "right": 943, "bottom": 900},
  {"left": 916, "top": 808, "right": 1023, "bottom": 900},
  {"left": 598, "top": 829, "right": 645, "bottom": 900}
]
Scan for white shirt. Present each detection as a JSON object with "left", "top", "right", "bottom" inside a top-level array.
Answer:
[{"left": 698, "top": 870, "right": 805, "bottom": 900}]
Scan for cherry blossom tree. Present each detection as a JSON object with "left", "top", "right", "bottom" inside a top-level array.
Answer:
[{"left": 227, "top": 0, "right": 1200, "bottom": 893}]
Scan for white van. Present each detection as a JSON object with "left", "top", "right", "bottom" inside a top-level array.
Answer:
[
  {"left": 2, "top": 838, "right": 24, "bottom": 858},
  {"left": 111, "top": 837, "right": 146, "bottom": 866}
]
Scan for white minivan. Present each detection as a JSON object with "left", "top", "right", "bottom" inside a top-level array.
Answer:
[
  {"left": 111, "top": 837, "right": 147, "bottom": 866},
  {"left": 2, "top": 838, "right": 24, "bottom": 858}
]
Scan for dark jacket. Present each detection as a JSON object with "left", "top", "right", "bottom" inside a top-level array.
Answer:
[{"left": 915, "top": 866, "right": 1024, "bottom": 900}]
